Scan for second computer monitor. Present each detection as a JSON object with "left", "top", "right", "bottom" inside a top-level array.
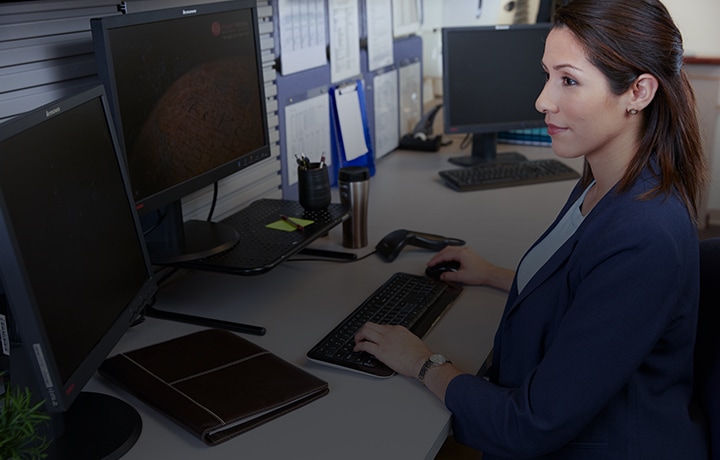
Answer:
[{"left": 442, "top": 23, "right": 551, "bottom": 166}]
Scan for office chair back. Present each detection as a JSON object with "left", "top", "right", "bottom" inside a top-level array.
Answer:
[{"left": 696, "top": 237, "right": 720, "bottom": 460}]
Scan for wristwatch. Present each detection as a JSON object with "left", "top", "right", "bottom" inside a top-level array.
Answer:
[{"left": 418, "top": 353, "right": 452, "bottom": 386}]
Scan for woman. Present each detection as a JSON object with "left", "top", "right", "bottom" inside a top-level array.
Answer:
[{"left": 354, "top": 0, "right": 709, "bottom": 458}]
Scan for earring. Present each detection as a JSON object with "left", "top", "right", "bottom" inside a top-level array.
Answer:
[{"left": 627, "top": 108, "right": 639, "bottom": 115}]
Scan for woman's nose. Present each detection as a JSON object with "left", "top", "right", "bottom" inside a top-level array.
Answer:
[{"left": 535, "top": 82, "right": 555, "bottom": 114}]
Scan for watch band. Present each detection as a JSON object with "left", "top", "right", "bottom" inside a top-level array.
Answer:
[{"left": 418, "top": 353, "right": 451, "bottom": 386}]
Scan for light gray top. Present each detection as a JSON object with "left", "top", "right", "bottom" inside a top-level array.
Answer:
[{"left": 516, "top": 182, "right": 593, "bottom": 292}]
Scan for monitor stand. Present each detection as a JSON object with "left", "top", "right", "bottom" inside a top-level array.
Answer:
[
  {"left": 45, "top": 392, "right": 142, "bottom": 460},
  {"left": 138, "top": 201, "right": 266, "bottom": 335},
  {"left": 448, "top": 132, "right": 527, "bottom": 167},
  {"left": 143, "top": 201, "right": 239, "bottom": 265}
]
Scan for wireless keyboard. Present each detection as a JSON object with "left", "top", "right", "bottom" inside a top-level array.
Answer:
[
  {"left": 307, "top": 272, "right": 462, "bottom": 378},
  {"left": 439, "top": 159, "right": 580, "bottom": 192}
]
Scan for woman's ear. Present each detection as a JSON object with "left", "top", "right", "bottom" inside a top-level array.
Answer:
[{"left": 628, "top": 73, "right": 659, "bottom": 112}]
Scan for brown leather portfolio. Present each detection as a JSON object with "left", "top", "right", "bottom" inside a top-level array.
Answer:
[{"left": 99, "top": 328, "right": 329, "bottom": 445}]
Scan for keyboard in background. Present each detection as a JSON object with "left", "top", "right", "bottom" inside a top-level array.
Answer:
[
  {"left": 439, "top": 159, "right": 580, "bottom": 192},
  {"left": 307, "top": 272, "right": 463, "bottom": 378}
]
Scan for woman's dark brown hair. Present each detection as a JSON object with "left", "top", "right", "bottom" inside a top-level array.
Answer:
[{"left": 553, "top": 0, "right": 708, "bottom": 222}]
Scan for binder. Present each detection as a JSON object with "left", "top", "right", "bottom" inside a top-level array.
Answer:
[{"left": 99, "top": 329, "right": 329, "bottom": 446}]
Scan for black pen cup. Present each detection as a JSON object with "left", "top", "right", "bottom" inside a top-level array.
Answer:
[{"left": 298, "top": 163, "right": 331, "bottom": 211}]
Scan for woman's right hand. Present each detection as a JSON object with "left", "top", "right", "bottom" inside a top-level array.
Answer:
[{"left": 427, "top": 246, "right": 515, "bottom": 292}]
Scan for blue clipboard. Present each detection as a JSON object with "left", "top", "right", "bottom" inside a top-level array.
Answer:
[{"left": 329, "top": 79, "right": 375, "bottom": 184}]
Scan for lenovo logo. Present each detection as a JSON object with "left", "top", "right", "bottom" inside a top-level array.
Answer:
[
  {"left": 45, "top": 107, "right": 61, "bottom": 118},
  {"left": 182, "top": 8, "right": 197, "bottom": 15}
]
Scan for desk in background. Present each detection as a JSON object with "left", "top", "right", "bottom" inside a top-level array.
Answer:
[{"left": 86, "top": 142, "right": 583, "bottom": 460}]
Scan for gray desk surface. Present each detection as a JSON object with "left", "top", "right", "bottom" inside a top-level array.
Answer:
[{"left": 87, "top": 142, "right": 584, "bottom": 459}]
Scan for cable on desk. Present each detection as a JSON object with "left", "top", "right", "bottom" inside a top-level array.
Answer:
[
  {"left": 459, "top": 133, "right": 473, "bottom": 150},
  {"left": 137, "top": 266, "right": 267, "bottom": 336},
  {"left": 287, "top": 249, "right": 377, "bottom": 263}
]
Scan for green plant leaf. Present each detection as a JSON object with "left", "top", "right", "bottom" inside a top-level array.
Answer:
[{"left": 0, "top": 386, "right": 51, "bottom": 460}]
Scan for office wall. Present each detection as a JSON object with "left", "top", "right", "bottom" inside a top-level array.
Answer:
[
  {"left": 0, "top": 0, "right": 282, "bottom": 224},
  {"left": 663, "top": 0, "right": 720, "bottom": 58}
]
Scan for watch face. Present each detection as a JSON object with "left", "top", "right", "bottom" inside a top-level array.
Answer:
[
  {"left": 419, "top": 354, "right": 451, "bottom": 385},
  {"left": 430, "top": 354, "right": 447, "bottom": 364}
]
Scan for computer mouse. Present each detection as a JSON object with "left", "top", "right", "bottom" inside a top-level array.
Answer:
[
  {"left": 375, "top": 229, "right": 465, "bottom": 262},
  {"left": 425, "top": 260, "right": 461, "bottom": 280}
]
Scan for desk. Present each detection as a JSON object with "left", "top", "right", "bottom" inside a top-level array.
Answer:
[{"left": 86, "top": 142, "right": 583, "bottom": 459}]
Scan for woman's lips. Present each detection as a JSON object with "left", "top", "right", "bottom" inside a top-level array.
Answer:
[{"left": 546, "top": 123, "right": 567, "bottom": 136}]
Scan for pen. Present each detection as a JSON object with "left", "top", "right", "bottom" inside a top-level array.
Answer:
[
  {"left": 295, "top": 154, "right": 311, "bottom": 170},
  {"left": 281, "top": 215, "right": 304, "bottom": 232}
]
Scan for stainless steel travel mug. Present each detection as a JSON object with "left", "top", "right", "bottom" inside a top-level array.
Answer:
[{"left": 338, "top": 166, "right": 370, "bottom": 248}]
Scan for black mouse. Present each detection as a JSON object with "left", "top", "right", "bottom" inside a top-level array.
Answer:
[
  {"left": 425, "top": 260, "right": 461, "bottom": 280},
  {"left": 375, "top": 229, "right": 465, "bottom": 262}
]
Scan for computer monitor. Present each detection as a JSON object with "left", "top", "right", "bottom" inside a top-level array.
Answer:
[
  {"left": 442, "top": 23, "right": 551, "bottom": 166},
  {"left": 0, "top": 85, "right": 157, "bottom": 458},
  {"left": 91, "top": 0, "right": 271, "bottom": 264}
]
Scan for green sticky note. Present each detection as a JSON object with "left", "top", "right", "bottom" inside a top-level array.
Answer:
[{"left": 266, "top": 217, "right": 314, "bottom": 232}]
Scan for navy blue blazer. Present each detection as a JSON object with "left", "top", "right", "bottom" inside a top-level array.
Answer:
[{"left": 445, "top": 167, "right": 708, "bottom": 459}]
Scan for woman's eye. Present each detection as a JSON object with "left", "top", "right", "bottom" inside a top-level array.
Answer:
[{"left": 562, "top": 76, "right": 578, "bottom": 86}]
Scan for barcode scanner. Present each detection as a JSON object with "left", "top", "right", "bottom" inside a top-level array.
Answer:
[{"left": 375, "top": 229, "right": 465, "bottom": 262}]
